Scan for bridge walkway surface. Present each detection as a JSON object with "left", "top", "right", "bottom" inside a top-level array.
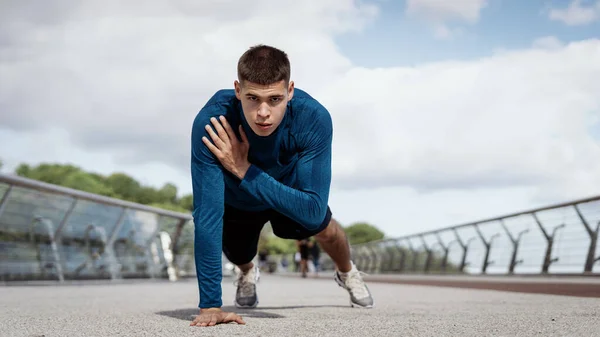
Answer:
[{"left": 1, "top": 273, "right": 599, "bottom": 337}]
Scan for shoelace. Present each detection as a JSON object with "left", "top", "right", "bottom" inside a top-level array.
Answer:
[{"left": 345, "top": 270, "right": 370, "bottom": 299}]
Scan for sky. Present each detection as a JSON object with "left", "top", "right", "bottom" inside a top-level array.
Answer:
[{"left": 1, "top": 0, "right": 600, "bottom": 240}]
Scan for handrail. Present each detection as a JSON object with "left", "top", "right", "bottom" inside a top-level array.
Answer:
[
  {"left": 350, "top": 194, "right": 600, "bottom": 247},
  {"left": 0, "top": 173, "right": 192, "bottom": 220}
]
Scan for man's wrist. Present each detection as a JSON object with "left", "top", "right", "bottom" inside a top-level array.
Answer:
[
  {"left": 200, "top": 307, "right": 222, "bottom": 313},
  {"left": 234, "top": 162, "right": 251, "bottom": 180}
]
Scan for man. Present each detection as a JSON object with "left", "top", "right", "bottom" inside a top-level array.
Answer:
[
  {"left": 297, "top": 239, "right": 311, "bottom": 278},
  {"left": 189, "top": 44, "right": 374, "bottom": 327}
]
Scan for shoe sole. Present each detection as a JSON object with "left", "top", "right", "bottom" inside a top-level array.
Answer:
[
  {"left": 234, "top": 298, "right": 259, "bottom": 309},
  {"left": 350, "top": 301, "right": 374, "bottom": 309}
]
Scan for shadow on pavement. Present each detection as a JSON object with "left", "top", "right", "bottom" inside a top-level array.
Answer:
[
  {"left": 157, "top": 304, "right": 350, "bottom": 322},
  {"left": 224, "top": 305, "right": 350, "bottom": 310},
  {"left": 156, "top": 308, "right": 285, "bottom": 320}
]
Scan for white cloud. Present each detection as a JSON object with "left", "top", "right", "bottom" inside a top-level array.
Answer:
[
  {"left": 532, "top": 36, "right": 564, "bottom": 50},
  {"left": 1, "top": 0, "right": 600, "bottom": 236},
  {"left": 405, "top": 0, "right": 487, "bottom": 38},
  {"left": 548, "top": 0, "right": 600, "bottom": 26},
  {"left": 321, "top": 40, "right": 600, "bottom": 196},
  {"left": 406, "top": 0, "right": 487, "bottom": 23}
]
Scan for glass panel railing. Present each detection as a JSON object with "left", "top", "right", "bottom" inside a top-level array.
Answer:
[{"left": 0, "top": 174, "right": 192, "bottom": 283}]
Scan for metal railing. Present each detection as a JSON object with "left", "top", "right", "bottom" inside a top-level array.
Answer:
[
  {"left": 3, "top": 171, "right": 599, "bottom": 282},
  {"left": 315, "top": 194, "right": 600, "bottom": 276},
  {"left": 0, "top": 173, "right": 202, "bottom": 282}
]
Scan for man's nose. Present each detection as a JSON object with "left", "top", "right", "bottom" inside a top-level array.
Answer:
[{"left": 257, "top": 104, "right": 270, "bottom": 118}]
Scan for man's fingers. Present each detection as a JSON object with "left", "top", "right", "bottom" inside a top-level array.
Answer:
[
  {"left": 210, "top": 117, "right": 230, "bottom": 145},
  {"left": 218, "top": 116, "right": 237, "bottom": 144},
  {"left": 204, "top": 124, "right": 227, "bottom": 150},
  {"left": 238, "top": 125, "right": 249, "bottom": 144},
  {"left": 208, "top": 314, "right": 218, "bottom": 326},
  {"left": 235, "top": 315, "right": 246, "bottom": 325},
  {"left": 201, "top": 136, "right": 221, "bottom": 157},
  {"left": 225, "top": 312, "right": 246, "bottom": 325}
]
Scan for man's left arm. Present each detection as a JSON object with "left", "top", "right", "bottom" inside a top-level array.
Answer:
[{"left": 238, "top": 111, "right": 333, "bottom": 230}]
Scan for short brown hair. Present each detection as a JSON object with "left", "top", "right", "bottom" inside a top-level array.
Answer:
[{"left": 237, "top": 45, "right": 291, "bottom": 85}]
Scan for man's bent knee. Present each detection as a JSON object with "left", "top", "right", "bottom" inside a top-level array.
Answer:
[{"left": 315, "top": 217, "right": 343, "bottom": 243}]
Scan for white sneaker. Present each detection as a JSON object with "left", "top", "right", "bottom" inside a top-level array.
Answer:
[
  {"left": 334, "top": 262, "right": 374, "bottom": 308},
  {"left": 234, "top": 265, "right": 260, "bottom": 308}
]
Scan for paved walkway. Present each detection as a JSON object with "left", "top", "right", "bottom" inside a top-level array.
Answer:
[{"left": 1, "top": 274, "right": 599, "bottom": 336}]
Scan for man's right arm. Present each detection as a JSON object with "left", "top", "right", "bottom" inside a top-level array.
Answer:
[{"left": 190, "top": 104, "right": 225, "bottom": 309}]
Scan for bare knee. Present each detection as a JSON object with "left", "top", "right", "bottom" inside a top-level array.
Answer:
[{"left": 315, "top": 218, "right": 343, "bottom": 244}]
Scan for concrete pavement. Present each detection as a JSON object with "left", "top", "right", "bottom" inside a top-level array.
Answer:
[{"left": 1, "top": 274, "right": 599, "bottom": 336}]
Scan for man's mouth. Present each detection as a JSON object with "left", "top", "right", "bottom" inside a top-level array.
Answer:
[{"left": 256, "top": 122, "right": 272, "bottom": 129}]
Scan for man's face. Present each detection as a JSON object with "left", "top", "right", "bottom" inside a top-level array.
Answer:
[{"left": 234, "top": 79, "right": 294, "bottom": 137}]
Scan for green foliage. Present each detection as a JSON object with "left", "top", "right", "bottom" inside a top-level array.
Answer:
[
  {"left": 62, "top": 171, "right": 116, "bottom": 196},
  {"left": 13, "top": 162, "right": 193, "bottom": 214},
  {"left": 148, "top": 202, "right": 189, "bottom": 213},
  {"left": 179, "top": 194, "right": 194, "bottom": 212},
  {"left": 104, "top": 173, "right": 141, "bottom": 201},
  {"left": 344, "top": 222, "right": 385, "bottom": 245}
]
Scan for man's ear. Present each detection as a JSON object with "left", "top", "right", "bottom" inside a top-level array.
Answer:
[
  {"left": 287, "top": 80, "right": 295, "bottom": 101},
  {"left": 234, "top": 80, "right": 242, "bottom": 99}
]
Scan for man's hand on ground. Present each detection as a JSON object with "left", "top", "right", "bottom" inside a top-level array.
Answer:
[
  {"left": 202, "top": 116, "right": 251, "bottom": 180},
  {"left": 190, "top": 308, "right": 246, "bottom": 327}
]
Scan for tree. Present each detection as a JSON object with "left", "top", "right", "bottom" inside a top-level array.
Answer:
[
  {"left": 158, "top": 183, "right": 178, "bottom": 204},
  {"left": 105, "top": 173, "right": 141, "bottom": 200},
  {"left": 344, "top": 222, "right": 385, "bottom": 245},
  {"left": 12, "top": 162, "right": 192, "bottom": 215},
  {"left": 178, "top": 194, "right": 193, "bottom": 212},
  {"left": 61, "top": 171, "right": 115, "bottom": 196}
]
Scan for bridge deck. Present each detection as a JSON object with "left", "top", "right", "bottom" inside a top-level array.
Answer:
[{"left": 1, "top": 274, "right": 599, "bottom": 337}]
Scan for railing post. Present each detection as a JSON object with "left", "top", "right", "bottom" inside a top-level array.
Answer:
[
  {"left": 367, "top": 244, "right": 379, "bottom": 273},
  {"left": 474, "top": 224, "right": 500, "bottom": 274},
  {"left": 393, "top": 240, "right": 407, "bottom": 272},
  {"left": 28, "top": 217, "right": 64, "bottom": 282},
  {"left": 155, "top": 231, "right": 177, "bottom": 281},
  {"left": 532, "top": 212, "right": 565, "bottom": 274},
  {"left": 53, "top": 197, "right": 79, "bottom": 241},
  {"left": 574, "top": 204, "right": 600, "bottom": 273},
  {"left": 169, "top": 218, "right": 187, "bottom": 278},
  {"left": 595, "top": 221, "right": 600, "bottom": 267},
  {"left": 406, "top": 238, "right": 419, "bottom": 272},
  {"left": 419, "top": 235, "right": 433, "bottom": 273},
  {"left": 105, "top": 207, "right": 129, "bottom": 280},
  {"left": 435, "top": 233, "right": 451, "bottom": 273},
  {"left": 452, "top": 229, "right": 474, "bottom": 273},
  {"left": 41, "top": 218, "right": 65, "bottom": 282},
  {"left": 0, "top": 184, "right": 13, "bottom": 218},
  {"left": 500, "top": 220, "right": 529, "bottom": 274},
  {"left": 384, "top": 241, "right": 396, "bottom": 273},
  {"left": 74, "top": 224, "right": 108, "bottom": 277},
  {"left": 355, "top": 245, "right": 366, "bottom": 271},
  {"left": 360, "top": 245, "right": 370, "bottom": 272}
]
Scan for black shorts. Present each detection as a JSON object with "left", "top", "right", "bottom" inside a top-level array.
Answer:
[
  {"left": 222, "top": 204, "right": 332, "bottom": 265},
  {"left": 299, "top": 244, "right": 310, "bottom": 260}
]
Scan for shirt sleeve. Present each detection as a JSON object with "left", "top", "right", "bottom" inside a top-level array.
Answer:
[
  {"left": 238, "top": 108, "right": 333, "bottom": 230},
  {"left": 190, "top": 104, "right": 225, "bottom": 309}
]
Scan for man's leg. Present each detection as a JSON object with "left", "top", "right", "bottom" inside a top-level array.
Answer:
[
  {"left": 270, "top": 208, "right": 374, "bottom": 308},
  {"left": 314, "top": 217, "right": 352, "bottom": 272},
  {"left": 222, "top": 205, "right": 269, "bottom": 308}
]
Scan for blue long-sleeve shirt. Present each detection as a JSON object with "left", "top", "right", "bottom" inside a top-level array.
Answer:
[{"left": 190, "top": 88, "right": 333, "bottom": 308}]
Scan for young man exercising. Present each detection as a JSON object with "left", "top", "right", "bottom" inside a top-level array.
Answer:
[{"left": 189, "top": 44, "right": 374, "bottom": 327}]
